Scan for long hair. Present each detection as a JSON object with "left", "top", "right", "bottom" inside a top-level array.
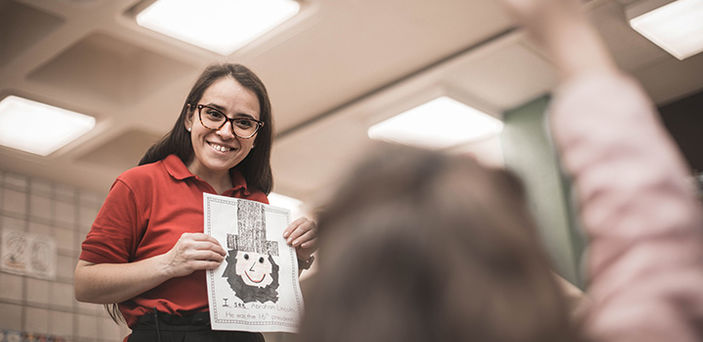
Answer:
[
  {"left": 139, "top": 63, "right": 274, "bottom": 194},
  {"left": 298, "top": 144, "right": 577, "bottom": 342}
]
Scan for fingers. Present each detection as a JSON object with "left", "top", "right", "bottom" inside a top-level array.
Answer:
[
  {"left": 187, "top": 249, "right": 225, "bottom": 263},
  {"left": 283, "top": 217, "right": 308, "bottom": 239},
  {"left": 291, "top": 229, "right": 316, "bottom": 248},
  {"left": 300, "top": 237, "right": 317, "bottom": 249},
  {"left": 284, "top": 218, "right": 319, "bottom": 262},
  {"left": 179, "top": 239, "right": 225, "bottom": 253},
  {"left": 179, "top": 233, "right": 226, "bottom": 256},
  {"left": 185, "top": 259, "right": 223, "bottom": 271},
  {"left": 181, "top": 232, "right": 222, "bottom": 245},
  {"left": 284, "top": 218, "right": 317, "bottom": 246}
]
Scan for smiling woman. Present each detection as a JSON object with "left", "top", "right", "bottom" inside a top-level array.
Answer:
[
  {"left": 73, "top": 63, "right": 318, "bottom": 342},
  {"left": 139, "top": 64, "right": 274, "bottom": 195},
  {"left": 183, "top": 77, "right": 261, "bottom": 193}
]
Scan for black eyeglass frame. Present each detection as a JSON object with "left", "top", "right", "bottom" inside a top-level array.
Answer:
[{"left": 193, "top": 104, "right": 264, "bottom": 139}]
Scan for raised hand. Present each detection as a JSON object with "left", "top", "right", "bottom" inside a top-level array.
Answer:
[
  {"left": 498, "top": 0, "right": 616, "bottom": 79},
  {"left": 499, "top": 0, "right": 581, "bottom": 29}
]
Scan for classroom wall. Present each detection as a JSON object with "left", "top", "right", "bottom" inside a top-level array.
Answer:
[
  {"left": 500, "top": 96, "right": 585, "bottom": 287},
  {"left": 0, "top": 169, "right": 129, "bottom": 342}
]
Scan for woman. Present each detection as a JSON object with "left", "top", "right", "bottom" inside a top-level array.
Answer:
[
  {"left": 74, "top": 64, "right": 317, "bottom": 342},
  {"left": 297, "top": 0, "right": 703, "bottom": 341}
]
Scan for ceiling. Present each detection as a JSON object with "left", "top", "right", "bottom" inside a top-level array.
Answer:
[{"left": 2, "top": 0, "right": 702, "bottom": 207}]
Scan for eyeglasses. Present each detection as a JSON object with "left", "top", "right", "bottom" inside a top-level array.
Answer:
[{"left": 195, "top": 104, "right": 264, "bottom": 139}]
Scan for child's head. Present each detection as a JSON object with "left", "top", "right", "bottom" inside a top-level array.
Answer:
[{"left": 299, "top": 144, "right": 574, "bottom": 342}]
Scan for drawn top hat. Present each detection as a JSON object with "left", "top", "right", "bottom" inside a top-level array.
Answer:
[{"left": 227, "top": 200, "right": 278, "bottom": 256}]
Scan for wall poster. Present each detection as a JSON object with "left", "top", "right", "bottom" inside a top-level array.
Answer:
[{"left": 1, "top": 228, "right": 56, "bottom": 280}]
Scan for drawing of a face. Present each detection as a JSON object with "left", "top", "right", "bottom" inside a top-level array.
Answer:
[
  {"left": 223, "top": 248, "right": 280, "bottom": 303},
  {"left": 234, "top": 251, "right": 274, "bottom": 288},
  {"left": 221, "top": 200, "right": 281, "bottom": 303}
]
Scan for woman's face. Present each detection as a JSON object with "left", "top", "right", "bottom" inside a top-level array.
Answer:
[{"left": 185, "top": 77, "right": 261, "bottom": 178}]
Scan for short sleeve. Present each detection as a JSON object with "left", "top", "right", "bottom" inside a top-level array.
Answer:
[{"left": 79, "top": 179, "right": 144, "bottom": 264}]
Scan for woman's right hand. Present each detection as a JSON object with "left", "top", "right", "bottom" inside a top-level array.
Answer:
[{"left": 161, "top": 232, "right": 227, "bottom": 278}]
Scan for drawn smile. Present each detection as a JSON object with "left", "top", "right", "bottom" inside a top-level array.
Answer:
[{"left": 245, "top": 271, "right": 266, "bottom": 283}]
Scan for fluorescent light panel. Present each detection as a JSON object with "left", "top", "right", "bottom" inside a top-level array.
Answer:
[
  {"left": 368, "top": 96, "right": 503, "bottom": 150},
  {"left": 136, "top": 0, "right": 300, "bottom": 55},
  {"left": 0, "top": 95, "right": 95, "bottom": 156},
  {"left": 629, "top": 0, "right": 703, "bottom": 60}
]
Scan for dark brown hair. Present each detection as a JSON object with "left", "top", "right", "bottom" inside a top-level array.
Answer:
[
  {"left": 139, "top": 63, "right": 274, "bottom": 194},
  {"left": 298, "top": 144, "right": 576, "bottom": 342}
]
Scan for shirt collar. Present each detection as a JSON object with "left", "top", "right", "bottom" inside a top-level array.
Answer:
[
  {"left": 228, "top": 168, "right": 250, "bottom": 195},
  {"left": 163, "top": 154, "right": 194, "bottom": 181},
  {"left": 163, "top": 154, "right": 250, "bottom": 194}
]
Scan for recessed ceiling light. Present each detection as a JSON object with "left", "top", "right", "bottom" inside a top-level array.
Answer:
[
  {"left": 628, "top": 0, "right": 703, "bottom": 60},
  {"left": 0, "top": 95, "right": 95, "bottom": 156},
  {"left": 136, "top": 0, "right": 300, "bottom": 55},
  {"left": 367, "top": 96, "right": 503, "bottom": 150}
]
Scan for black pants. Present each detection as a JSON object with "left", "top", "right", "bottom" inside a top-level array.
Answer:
[{"left": 128, "top": 310, "right": 265, "bottom": 342}]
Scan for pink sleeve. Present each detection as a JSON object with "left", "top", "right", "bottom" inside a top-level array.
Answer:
[{"left": 549, "top": 73, "right": 703, "bottom": 342}]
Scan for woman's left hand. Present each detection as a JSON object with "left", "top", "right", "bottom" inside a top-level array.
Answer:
[{"left": 283, "top": 217, "right": 318, "bottom": 260}]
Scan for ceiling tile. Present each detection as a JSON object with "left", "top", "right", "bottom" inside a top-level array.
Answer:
[
  {"left": 27, "top": 32, "right": 198, "bottom": 105},
  {"left": 443, "top": 42, "right": 557, "bottom": 111},
  {"left": 0, "top": 0, "right": 64, "bottom": 66},
  {"left": 76, "top": 127, "right": 161, "bottom": 170}
]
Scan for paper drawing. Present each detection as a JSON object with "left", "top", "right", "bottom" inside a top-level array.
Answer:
[
  {"left": 221, "top": 199, "right": 280, "bottom": 303},
  {"left": 204, "top": 193, "right": 304, "bottom": 332}
]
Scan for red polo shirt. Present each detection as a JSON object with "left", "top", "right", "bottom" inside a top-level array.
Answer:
[{"left": 80, "top": 154, "right": 269, "bottom": 327}]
